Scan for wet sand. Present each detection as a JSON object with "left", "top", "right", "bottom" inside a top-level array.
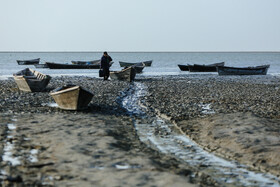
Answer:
[
  {"left": 142, "top": 74, "right": 280, "bottom": 178},
  {"left": 1, "top": 74, "right": 280, "bottom": 186},
  {"left": 0, "top": 113, "right": 196, "bottom": 186}
]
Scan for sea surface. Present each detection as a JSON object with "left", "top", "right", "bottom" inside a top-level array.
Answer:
[{"left": 0, "top": 52, "right": 280, "bottom": 79}]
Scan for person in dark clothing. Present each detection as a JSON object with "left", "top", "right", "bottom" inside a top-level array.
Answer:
[{"left": 100, "top": 51, "right": 112, "bottom": 80}]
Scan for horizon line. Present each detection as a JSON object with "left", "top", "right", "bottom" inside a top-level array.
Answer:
[{"left": 0, "top": 50, "right": 280, "bottom": 53}]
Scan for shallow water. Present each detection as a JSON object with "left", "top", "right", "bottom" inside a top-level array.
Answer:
[{"left": 121, "top": 82, "right": 280, "bottom": 186}]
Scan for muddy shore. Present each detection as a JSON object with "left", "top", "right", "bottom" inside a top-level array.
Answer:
[
  {"left": 0, "top": 75, "right": 280, "bottom": 186},
  {"left": 142, "top": 74, "right": 280, "bottom": 177}
]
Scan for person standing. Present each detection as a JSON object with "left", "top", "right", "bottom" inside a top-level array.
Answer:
[{"left": 100, "top": 51, "right": 112, "bottom": 80}]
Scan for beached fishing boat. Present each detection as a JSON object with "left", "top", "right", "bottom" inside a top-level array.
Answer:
[
  {"left": 46, "top": 62, "right": 113, "bottom": 69},
  {"left": 217, "top": 65, "right": 270, "bottom": 75},
  {"left": 188, "top": 62, "right": 225, "bottom": 72},
  {"left": 50, "top": 85, "right": 93, "bottom": 110},
  {"left": 134, "top": 65, "right": 145, "bottom": 73},
  {"left": 122, "top": 62, "right": 145, "bottom": 73},
  {"left": 17, "top": 58, "right": 40, "bottom": 65},
  {"left": 110, "top": 67, "right": 136, "bottom": 82},
  {"left": 13, "top": 68, "right": 51, "bottom": 92},
  {"left": 34, "top": 63, "right": 49, "bottom": 68},
  {"left": 119, "top": 60, "right": 152, "bottom": 67},
  {"left": 178, "top": 64, "right": 189, "bottom": 71},
  {"left": 71, "top": 60, "right": 100, "bottom": 65}
]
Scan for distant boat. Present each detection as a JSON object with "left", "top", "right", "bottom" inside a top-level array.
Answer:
[
  {"left": 13, "top": 68, "right": 51, "bottom": 92},
  {"left": 110, "top": 67, "right": 136, "bottom": 82},
  {"left": 217, "top": 65, "right": 270, "bottom": 75},
  {"left": 119, "top": 60, "right": 152, "bottom": 67},
  {"left": 34, "top": 63, "right": 49, "bottom": 68},
  {"left": 188, "top": 62, "right": 225, "bottom": 72},
  {"left": 71, "top": 60, "right": 100, "bottom": 65},
  {"left": 17, "top": 58, "right": 40, "bottom": 65},
  {"left": 178, "top": 64, "right": 189, "bottom": 71},
  {"left": 50, "top": 85, "right": 93, "bottom": 110},
  {"left": 46, "top": 62, "right": 113, "bottom": 69}
]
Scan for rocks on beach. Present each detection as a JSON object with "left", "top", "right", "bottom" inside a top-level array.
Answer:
[
  {"left": 142, "top": 74, "right": 280, "bottom": 177},
  {"left": 0, "top": 74, "right": 280, "bottom": 186}
]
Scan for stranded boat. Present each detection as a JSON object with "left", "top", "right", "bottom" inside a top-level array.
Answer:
[
  {"left": 17, "top": 58, "right": 40, "bottom": 65},
  {"left": 13, "top": 68, "right": 51, "bottom": 92},
  {"left": 178, "top": 64, "right": 189, "bottom": 71},
  {"left": 110, "top": 67, "right": 136, "bottom": 82},
  {"left": 71, "top": 60, "right": 100, "bottom": 65},
  {"left": 119, "top": 60, "right": 152, "bottom": 67},
  {"left": 187, "top": 62, "right": 225, "bottom": 72},
  {"left": 217, "top": 65, "right": 270, "bottom": 75},
  {"left": 50, "top": 85, "right": 93, "bottom": 110},
  {"left": 46, "top": 62, "right": 113, "bottom": 69}
]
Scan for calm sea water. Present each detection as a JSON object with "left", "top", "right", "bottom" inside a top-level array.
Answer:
[{"left": 0, "top": 52, "right": 280, "bottom": 79}]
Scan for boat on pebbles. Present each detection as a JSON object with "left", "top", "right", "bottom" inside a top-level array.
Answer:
[
  {"left": 50, "top": 85, "right": 93, "bottom": 110},
  {"left": 13, "top": 68, "right": 51, "bottom": 92},
  {"left": 217, "top": 65, "right": 270, "bottom": 75},
  {"left": 110, "top": 67, "right": 136, "bottom": 82}
]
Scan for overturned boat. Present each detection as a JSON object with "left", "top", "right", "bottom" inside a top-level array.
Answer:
[
  {"left": 13, "top": 68, "right": 51, "bottom": 92},
  {"left": 50, "top": 85, "right": 93, "bottom": 110}
]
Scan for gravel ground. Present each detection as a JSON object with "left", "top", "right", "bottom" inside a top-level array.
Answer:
[
  {"left": 141, "top": 74, "right": 280, "bottom": 177},
  {"left": 1, "top": 74, "right": 280, "bottom": 186}
]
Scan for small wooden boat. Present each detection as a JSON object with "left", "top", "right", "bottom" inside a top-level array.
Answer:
[
  {"left": 178, "top": 64, "right": 189, "bottom": 71},
  {"left": 119, "top": 60, "right": 152, "bottom": 67},
  {"left": 217, "top": 65, "right": 270, "bottom": 75},
  {"left": 17, "top": 58, "right": 40, "bottom": 65},
  {"left": 46, "top": 62, "right": 113, "bottom": 69},
  {"left": 71, "top": 60, "right": 100, "bottom": 65},
  {"left": 13, "top": 68, "right": 51, "bottom": 92},
  {"left": 50, "top": 85, "right": 93, "bottom": 110},
  {"left": 188, "top": 62, "right": 225, "bottom": 72},
  {"left": 110, "top": 67, "right": 136, "bottom": 82},
  {"left": 34, "top": 63, "right": 49, "bottom": 68},
  {"left": 123, "top": 63, "right": 145, "bottom": 73},
  {"left": 134, "top": 65, "right": 145, "bottom": 73}
]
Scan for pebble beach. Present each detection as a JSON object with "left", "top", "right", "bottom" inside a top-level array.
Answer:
[{"left": 0, "top": 74, "right": 280, "bottom": 186}]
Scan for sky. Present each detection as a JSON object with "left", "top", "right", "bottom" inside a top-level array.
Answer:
[{"left": 0, "top": 0, "right": 280, "bottom": 52}]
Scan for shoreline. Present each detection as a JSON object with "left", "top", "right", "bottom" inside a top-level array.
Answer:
[{"left": 0, "top": 74, "right": 280, "bottom": 186}]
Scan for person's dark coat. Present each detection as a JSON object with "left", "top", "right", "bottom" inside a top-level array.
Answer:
[
  {"left": 101, "top": 55, "right": 112, "bottom": 78},
  {"left": 101, "top": 55, "right": 112, "bottom": 69}
]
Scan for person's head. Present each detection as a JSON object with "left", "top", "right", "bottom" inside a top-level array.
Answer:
[{"left": 103, "top": 51, "right": 108, "bottom": 56}]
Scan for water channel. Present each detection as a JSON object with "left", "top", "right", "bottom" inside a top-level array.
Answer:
[{"left": 121, "top": 82, "right": 280, "bottom": 186}]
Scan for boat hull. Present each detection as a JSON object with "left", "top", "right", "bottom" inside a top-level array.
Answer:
[
  {"left": 46, "top": 62, "right": 113, "bottom": 69},
  {"left": 110, "top": 67, "right": 136, "bottom": 82},
  {"left": 119, "top": 60, "right": 152, "bottom": 67},
  {"left": 13, "top": 68, "right": 51, "bottom": 92},
  {"left": 217, "top": 65, "right": 270, "bottom": 75},
  {"left": 71, "top": 60, "right": 100, "bottom": 65},
  {"left": 50, "top": 85, "right": 93, "bottom": 110},
  {"left": 188, "top": 62, "right": 225, "bottom": 72},
  {"left": 178, "top": 65, "right": 189, "bottom": 71},
  {"left": 17, "top": 58, "right": 40, "bottom": 65}
]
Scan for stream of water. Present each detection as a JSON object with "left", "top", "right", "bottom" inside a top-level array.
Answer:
[{"left": 121, "top": 82, "right": 280, "bottom": 186}]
